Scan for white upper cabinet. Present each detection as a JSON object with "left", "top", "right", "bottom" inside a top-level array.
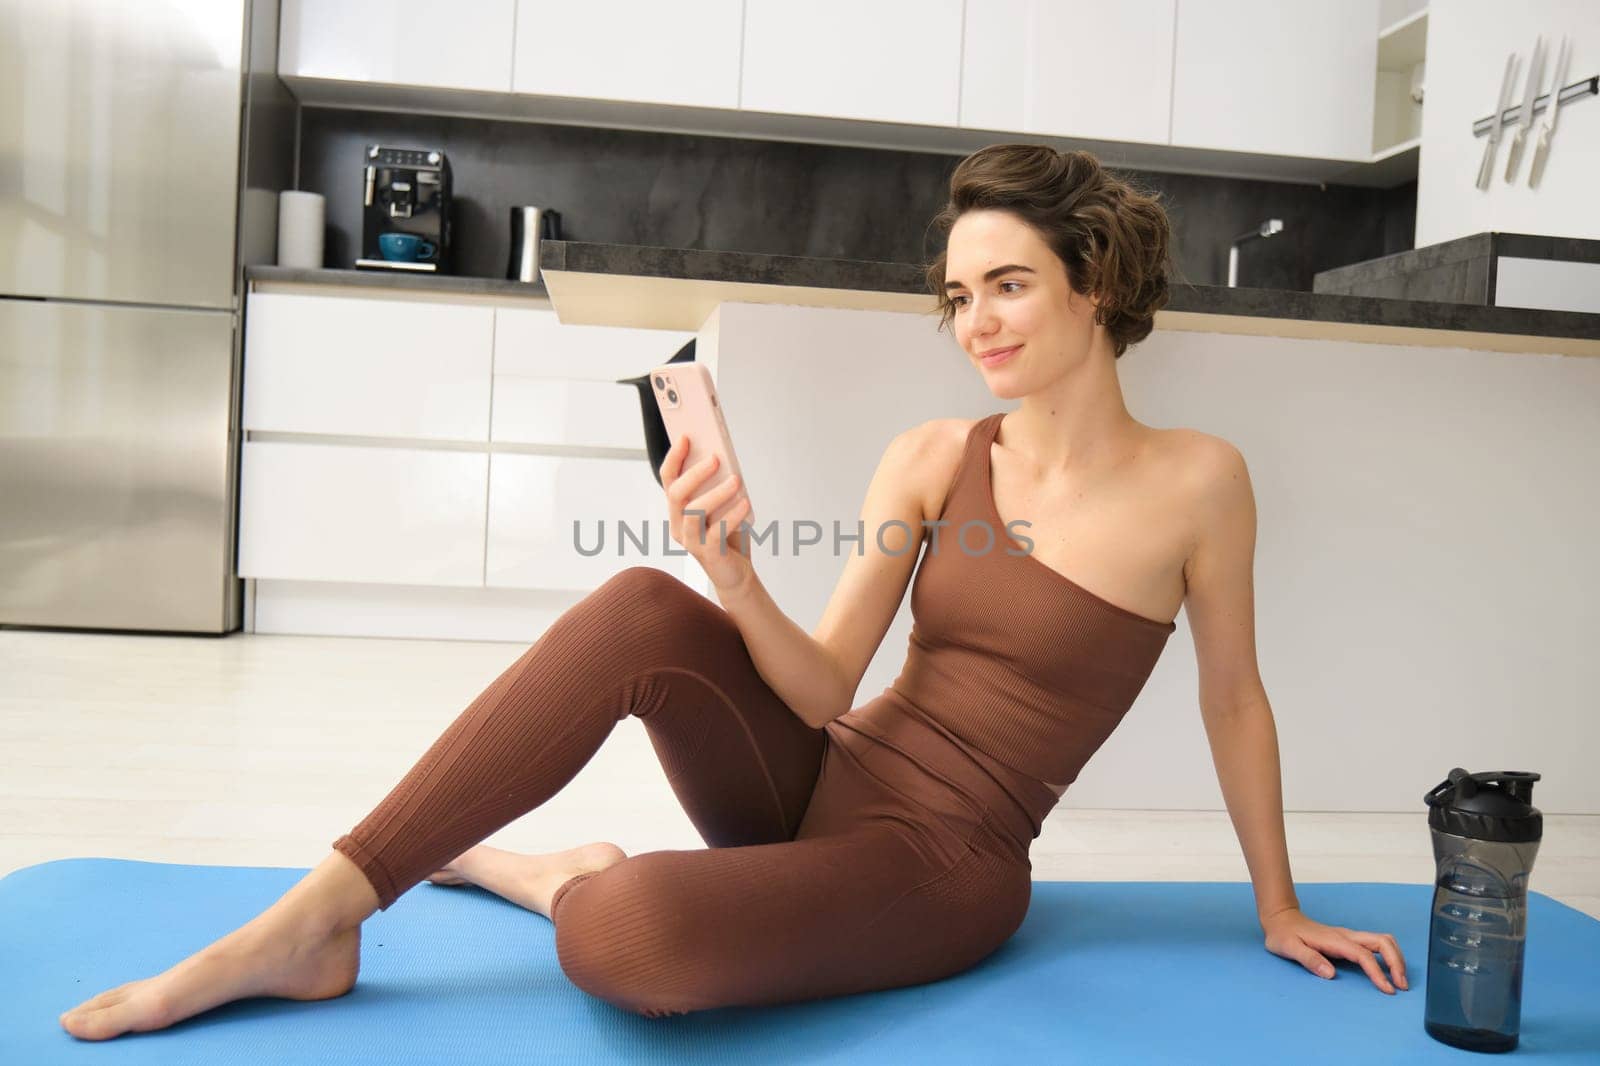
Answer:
[
  {"left": 513, "top": 1, "right": 742, "bottom": 108},
  {"left": 1170, "top": 0, "right": 1378, "bottom": 161},
  {"left": 741, "top": 0, "right": 964, "bottom": 127},
  {"left": 961, "top": 0, "right": 1176, "bottom": 145},
  {"left": 279, "top": 0, "right": 515, "bottom": 93}
]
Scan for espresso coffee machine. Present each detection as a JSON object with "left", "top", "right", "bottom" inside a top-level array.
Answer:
[{"left": 357, "top": 144, "right": 453, "bottom": 273}]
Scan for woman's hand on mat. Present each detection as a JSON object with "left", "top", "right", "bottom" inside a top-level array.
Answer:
[
  {"left": 662, "top": 436, "right": 755, "bottom": 593},
  {"left": 1261, "top": 907, "right": 1409, "bottom": 995}
]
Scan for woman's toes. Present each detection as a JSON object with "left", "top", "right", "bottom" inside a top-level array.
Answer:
[
  {"left": 62, "top": 1005, "right": 111, "bottom": 1041},
  {"left": 61, "top": 986, "right": 124, "bottom": 1025},
  {"left": 61, "top": 988, "right": 167, "bottom": 1041}
]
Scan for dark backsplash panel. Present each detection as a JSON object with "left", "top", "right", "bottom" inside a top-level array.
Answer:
[{"left": 297, "top": 107, "right": 1415, "bottom": 292}]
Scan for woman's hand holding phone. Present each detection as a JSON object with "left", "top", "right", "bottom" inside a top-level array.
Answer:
[{"left": 661, "top": 435, "right": 755, "bottom": 594}]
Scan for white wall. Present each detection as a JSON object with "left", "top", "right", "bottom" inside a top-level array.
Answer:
[
  {"left": 704, "top": 302, "right": 1600, "bottom": 815},
  {"left": 1417, "top": 0, "right": 1600, "bottom": 246}
]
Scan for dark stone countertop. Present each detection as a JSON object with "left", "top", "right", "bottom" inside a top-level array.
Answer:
[
  {"left": 247, "top": 265, "right": 549, "bottom": 301},
  {"left": 536, "top": 241, "right": 1600, "bottom": 346},
  {"left": 248, "top": 242, "right": 1600, "bottom": 351},
  {"left": 1314, "top": 232, "right": 1600, "bottom": 305}
]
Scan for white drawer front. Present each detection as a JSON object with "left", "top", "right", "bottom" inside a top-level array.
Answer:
[
  {"left": 486, "top": 453, "right": 686, "bottom": 590},
  {"left": 244, "top": 292, "right": 494, "bottom": 441},
  {"left": 239, "top": 441, "right": 488, "bottom": 587},
  {"left": 493, "top": 376, "right": 647, "bottom": 448},
  {"left": 493, "top": 306, "right": 693, "bottom": 381}
]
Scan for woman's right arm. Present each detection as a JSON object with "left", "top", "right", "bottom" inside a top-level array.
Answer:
[
  {"left": 712, "top": 571, "right": 852, "bottom": 730},
  {"left": 693, "top": 421, "right": 957, "bottom": 730}
]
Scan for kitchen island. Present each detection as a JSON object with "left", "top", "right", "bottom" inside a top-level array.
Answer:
[
  {"left": 242, "top": 251, "right": 1598, "bottom": 812},
  {"left": 526, "top": 238, "right": 1599, "bottom": 815},
  {"left": 534, "top": 239, "right": 1600, "bottom": 358}
]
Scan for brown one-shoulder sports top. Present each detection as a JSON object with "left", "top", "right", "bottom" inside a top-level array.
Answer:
[{"left": 836, "top": 412, "right": 1178, "bottom": 842}]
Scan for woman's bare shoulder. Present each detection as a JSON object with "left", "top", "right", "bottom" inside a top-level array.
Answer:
[
  {"left": 1155, "top": 427, "right": 1246, "bottom": 481},
  {"left": 904, "top": 417, "right": 981, "bottom": 525},
  {"left": 1146, "top": 428, "right": 1252, "bottom": 537}
]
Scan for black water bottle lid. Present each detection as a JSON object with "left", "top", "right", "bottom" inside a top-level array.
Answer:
[{"left": 1424, "top": 768, "right": 1543, "bottom": 843}]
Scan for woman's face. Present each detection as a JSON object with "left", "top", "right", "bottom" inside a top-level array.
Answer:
[{"left": 943, "top": 209, "right": 1101, "bottom": 396}]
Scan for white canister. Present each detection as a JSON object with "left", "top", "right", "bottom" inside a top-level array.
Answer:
[{"left": 277, "top": 190, "right": 326, "bottom": 270}]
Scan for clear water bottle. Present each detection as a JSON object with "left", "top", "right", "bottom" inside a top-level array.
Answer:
[{"left": 1423, "top": 768, "right": 1543, "bottom": 1053}]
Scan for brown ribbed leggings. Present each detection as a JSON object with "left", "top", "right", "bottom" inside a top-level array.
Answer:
[{"left": 332, "top": 566, "right": 1030, "bottom": 1018}]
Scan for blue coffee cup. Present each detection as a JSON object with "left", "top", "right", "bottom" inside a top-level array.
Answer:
[{"left": 378, "top": 232, "right": 436, "bottom": 262}]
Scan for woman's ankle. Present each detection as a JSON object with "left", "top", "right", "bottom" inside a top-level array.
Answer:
[{"left": 263, "top": 852, "right": 382, "bottom": 939}]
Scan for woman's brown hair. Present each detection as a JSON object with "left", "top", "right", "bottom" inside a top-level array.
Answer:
[{"left": 924, "top": 145, "right": 1175, "bottom": 359}]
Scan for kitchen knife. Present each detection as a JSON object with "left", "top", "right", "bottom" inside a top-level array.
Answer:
[
  {"left": 1504, "top": 36, "right": 1546, "bottom": 182},
  {"left": 1528, "top": 35, "right": 1572, "bottom": 188},
  {"left": 1476, "top": 52, "right": 1519, "bottom": 191}
]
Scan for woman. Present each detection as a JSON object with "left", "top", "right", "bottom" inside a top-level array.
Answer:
[{"left": 60, "top": 145, "right": 1406, "bottom": 1040}]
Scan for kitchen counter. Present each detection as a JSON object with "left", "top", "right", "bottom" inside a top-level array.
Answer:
[
  {"left": 246, "top": 265, "right": 551, "bottom": 304},
  {"left": 534, "top": 240, "right": 1600, "bottom": 358},
  {"left": 1313, "top": 232, "right": 1600, "bottom": 309}
]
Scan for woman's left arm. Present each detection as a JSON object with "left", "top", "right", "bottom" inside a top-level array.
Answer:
[{"left": 1180, "top": 437, "right": 1409, "bottom": 996}]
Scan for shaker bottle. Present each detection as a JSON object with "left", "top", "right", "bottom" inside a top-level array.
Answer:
[{"left": 1423, "top": 768, "right": 1543, "bottom": 1053}]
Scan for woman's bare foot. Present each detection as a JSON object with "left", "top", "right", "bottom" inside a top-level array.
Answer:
[
  {"left": 58, "top": 913, "right": 361, "bottom": 1042},
  {"left": 426, "top": 842, "right": 626, "bottom": 918},
  {"left": 58, "top": 850, "right": 376, "bottom": 1042}
]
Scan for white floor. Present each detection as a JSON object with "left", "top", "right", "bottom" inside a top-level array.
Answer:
[{"left": 3, "top": 629, "right": 1596, "bottom": 926}]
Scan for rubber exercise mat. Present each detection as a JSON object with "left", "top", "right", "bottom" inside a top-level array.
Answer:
[{"left": 4, "top": 858, "right": 1596, "bottom": 1063}]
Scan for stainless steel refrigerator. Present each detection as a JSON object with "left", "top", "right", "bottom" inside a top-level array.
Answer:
[{"left": 0, "top": 0, "right": 293, "bottom": 633}]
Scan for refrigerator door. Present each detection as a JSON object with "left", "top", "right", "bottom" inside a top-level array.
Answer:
[
  {"left": 0, "top": 299, "right": 241, "bottom": 633},
  {"left": 0, "top": 0, "right": 246, "bottom": 309}
]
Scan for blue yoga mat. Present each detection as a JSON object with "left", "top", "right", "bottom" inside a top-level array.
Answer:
[{"left": 4, "top": 858, "right": 1596, "bottom": 1064}]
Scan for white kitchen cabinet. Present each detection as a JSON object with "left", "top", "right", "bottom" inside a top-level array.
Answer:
[
  {"left": 493, "top": 307, "right": 692, "bottom": 382},
  {"left": 1372, "top": 6, "right": 1425, "bottom": 156},
  {"left": 486, "top": 453, "right": 685, "bottom": 590},
  {"left": 512, "top": 0, "right": 742, "bottom": 108},
  {"left": 243, "top": 293, "right": 494, "bottom": 441},
  {"left": 491, "top": 307, "right": 692, "bottom": 447},
  {"left": 961, "top": 0, "right": 1176, "bottom": 146},
  {"left": 238, "top": 283, "right": 713, "bottom": 634},
  {"left": 279, "top": 0, "right": 515, "bottom": 93},
  {"left": 741, "top": 0, "right": 964, "bottom": 127},
  {"left": 493, "top": 378, "right": 647, "bottom": 449},
  {"left": 238, "top": 442, "right": 489, "bottom": 587},
  {"left": 1170, "top": 0, "right": 1378, "bottom": 161}
]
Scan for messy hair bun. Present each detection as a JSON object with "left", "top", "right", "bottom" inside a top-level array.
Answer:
[{"left": 924, "top": 145, "right": 1174, "bottom": 359}]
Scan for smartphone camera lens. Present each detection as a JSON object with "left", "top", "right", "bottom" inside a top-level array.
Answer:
[
  {"left": 653, "top": 375, "right": 665, "bottom": 390},
  {"left": 666, "top": 389, "right": 678, "bottom": 404}
]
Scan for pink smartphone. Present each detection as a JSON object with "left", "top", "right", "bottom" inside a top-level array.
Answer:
[{"left": 650, "top": 362, "right": 754, "bottom": 526}]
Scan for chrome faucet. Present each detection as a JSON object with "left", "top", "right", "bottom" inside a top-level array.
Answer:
[{"left": 1227, "top": 219, "right": 1285, "bottom": 287}]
